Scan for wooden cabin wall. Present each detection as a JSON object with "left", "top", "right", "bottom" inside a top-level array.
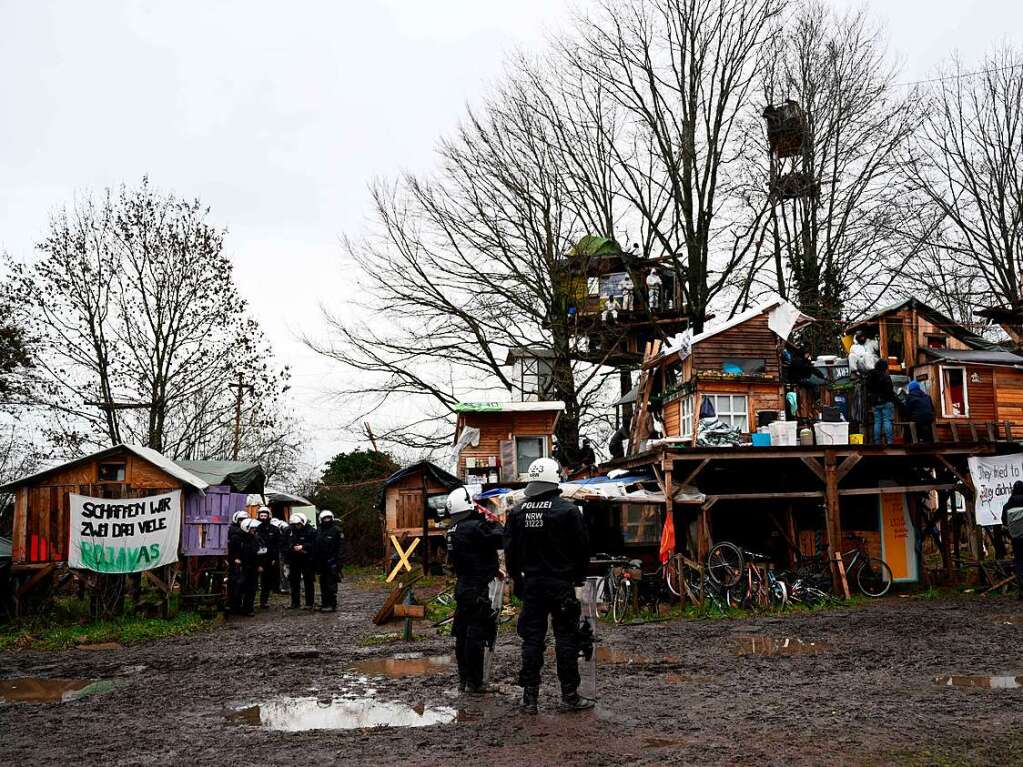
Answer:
[
  {"left": 384, "top": 472, "right": 452, "bottom": 534},
  {"left": 457, "top": 411, "right": 557, "bottom": 480},
  {"left": 995, "top": 367, "right": 1023, "bottom": 429},
  {"left": 12, "top": 449, "right": 182, "bottom": 565},
  {"left": 690, "top": 313, "right": 781, "bottom": 379},
  {"left": 875, "top": 308, "right": 974, "bottom": 371}
]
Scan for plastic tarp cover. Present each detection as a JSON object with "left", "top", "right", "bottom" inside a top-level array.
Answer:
[
  {"left": 174, "top": 460, "right": 265, "bottom": 494},
  {"left": 449, "top": 426, "right": 481, "bottom": 474},
  {"left": 697, "top": 418, "right": 742, "bottom": 447}
]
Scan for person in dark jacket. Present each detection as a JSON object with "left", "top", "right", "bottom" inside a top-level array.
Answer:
[
  {"left": 226, "top": 510, "right": 249, "bottom": 614},
  {"left": 314, "top": 510, "right": 345, "bottom": 612},
  {"left": 285, "top": 513, "right": 317, "bottom": 610},
  {"left": 1001, "top": 480, "right": 1023, "bottom": 599},
  {"left": 866, "top": 359, "right": 897, "bottom": 444},
  {"left": 228, "top": 518, "right": 260, "bottom": 616},
  {"left": 505, "top": 457, "right": 592, "bottom": 714},
  {"left": 903, "top": 380, "right": 935, "bottom": 442},
  {"left": 255, "top": 506, "right": 281, "bottom": 609},
  {"left": 444, "top": 486, "right": 504, "bottom": 694}
]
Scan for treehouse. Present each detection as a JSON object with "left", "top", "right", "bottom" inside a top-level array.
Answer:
[
  {"left": 552, "top": 235, "right": 693, "bottom": 366},
  {"left": 379, "top": 461, "right": 462, "bottom": 575},
  {"left": 846, "top": 298, "right": 1023, "bottom": 440},
  {"left": 452, "top": 401, "right": 564, "bottom": 485},
  {"left": 631, "top": 298, "right": 813, "bottom": 449}
]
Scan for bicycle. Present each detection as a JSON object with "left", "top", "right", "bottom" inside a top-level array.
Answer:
[{"left": 791, "top": 536, "right": 893, "bottom": 598}]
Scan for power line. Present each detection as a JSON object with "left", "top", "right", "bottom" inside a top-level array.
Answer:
[{"left": 892, "top": 62, "right": 1023, "bottom": 88}]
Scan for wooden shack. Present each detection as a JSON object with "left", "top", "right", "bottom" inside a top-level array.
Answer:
[
  {"left": 0, "top": 444, "right": 210, "bottom": 612},
  {"left": 637, "top": 298, "right": 812, "bottom": 447},
  {"left": 847, "top": 299, "right": 1023, "bottom": 440},
  {"left": 380, "top": 461, "right": 462, "bottom": 574},
  {"left": 453, "top": 401, "right": 564, "bottom": 484}
]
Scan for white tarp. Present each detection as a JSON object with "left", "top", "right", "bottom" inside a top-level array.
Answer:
[
  {"left": 967, "top": 453, "right": 1023, "bottom": 526},
  {"left": 69, "top": 490, "right": 181, "bottom": 573}
]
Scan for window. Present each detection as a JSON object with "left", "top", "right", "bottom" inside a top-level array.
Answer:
[
  {"left": 939, "top": 366, "right": 969, "bottom": 417},
  {"left": 621, "top": 504, "right": 662, "bottom": 545},
  {"left": 885, "top": 320, "right": 905, "bottom": 364},
  {"left": 515, "top": 436, "right": 546, "bottom": 476},
  {"left": 926, "top": 334, "right": 947, "bottom": 349},
  {"left": 703, "top": 394, "right": 749, "bottom": 432},
  {"left": 97, "top": 462, "right": 126, "bottom": 482},
  {"left": 679, "top": 394, "right": 695, "bottom": 439}
]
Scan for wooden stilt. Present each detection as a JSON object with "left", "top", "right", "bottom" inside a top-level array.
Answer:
[{"left": 824, "top": 453, "right": 851, "bottom": 599}]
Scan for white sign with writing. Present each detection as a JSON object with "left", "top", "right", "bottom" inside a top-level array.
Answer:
[
  {"left": 967, "top": 453, "right": 1023, "bottom": 526},
  {"left": 69, "top": 491, "right": 181, "bottom": 573}
]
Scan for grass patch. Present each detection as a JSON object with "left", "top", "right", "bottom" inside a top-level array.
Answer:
[
  {"left": 357, "top": 631, "right": 427, "bottom": 647},
  {"left": 0, "top": 609, "right": 215, "bottom": 652}
]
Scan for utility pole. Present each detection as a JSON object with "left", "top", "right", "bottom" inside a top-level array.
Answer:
[{"left": 228, "top": 372, "right": 253, "bottom": 460}]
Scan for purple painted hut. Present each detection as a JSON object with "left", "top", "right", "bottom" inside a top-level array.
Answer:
[{"left": 173, "top": 460, "right": 266, "bottom": 557}]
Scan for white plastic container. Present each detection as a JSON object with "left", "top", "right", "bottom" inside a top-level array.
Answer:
[
  {"left": 814, "top": 421, "right": 849, "bottom": 445},
  {"left": 769, "top": 420, "right": 798, "bottom": 446}
]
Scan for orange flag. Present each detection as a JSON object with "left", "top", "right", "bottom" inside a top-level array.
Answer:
[{"left": 659, "top": 512, "right": 675, "bottom": 564}]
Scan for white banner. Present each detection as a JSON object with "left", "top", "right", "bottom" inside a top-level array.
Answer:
[
  {"left": 967, "top": 453, "right": 1023, "bottom": 526},
  {"left": 69, "top": 490, "right": 181, "bottom": 573}
]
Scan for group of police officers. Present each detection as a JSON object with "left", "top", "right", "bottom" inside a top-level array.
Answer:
[
  {"left": 223, "top": 455, "right": 592, "bottom": 715},
  {"left": 226, "top": 505, "right": 346, "bottom": 616},
  {"left": 444, "top": 456, "right": 595, "bottom": 714}
]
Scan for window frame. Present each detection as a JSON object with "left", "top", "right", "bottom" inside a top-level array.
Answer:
[
  {"left": 620, "top": 503, "right": 662, "bottom": 546},
  {"left": 938, "top": 365, "right": 970, "bottom": 418},
  {"left": 514, "top": 435, "right": 547, "bottom": 477},
  {"left": 679, "top": 394, "right": 695, "bottom": 439},
  {"left": 97, "top": 461, "right": 127, "bottom": 483},
  {"left": 703, "top": 393, "right": 750, "bottom": 432}
]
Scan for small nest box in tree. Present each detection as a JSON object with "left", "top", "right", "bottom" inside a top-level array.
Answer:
[{"left": 762, "top": 99, "right": 806, "bottom": 158}]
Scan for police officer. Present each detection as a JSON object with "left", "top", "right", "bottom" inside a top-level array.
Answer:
[
  {"left": 505, "top": 457, "right": 593, "bottom": 713},
  {"left": 255, "top": 506, "right": 281, "bottom": 609},
  {"left": 315, "top": 510, "right": 345, "bottom": 612},
  {"left": 229, "top": 518, "right": 260, "bottom": 616},
  {"left": 285, "top": 512, "right": 316, "bottom": 610},
  {"left": 443, "top": 486, "right": 504, "bottom": 694},
  {"left": 271, "top": 518, "right": 291, "bottom": 593},
  {"left": 226, "top": 510, "right": 249, "bottom": 614}
]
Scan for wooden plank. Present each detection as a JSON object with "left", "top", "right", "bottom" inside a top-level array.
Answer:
[
  {"left": 800, "top": 457, "right": 826, "bottom": 483},
  {"left": 17, "top": 563, "right": 55, "bottom": 597},
  {"left": 372, "top": 574, "right": 423, "bottom": 625},
  {"left": 839, "top": 484, "right": 957, "bottom": 496},
  {"left": 823, "top": 454, "right": 850, "bottom": 599},
  {"left": 393, "top": 603, "right": 426, "bottom": 619},
  {"left": 680, "top": 458, "right": 711, "bottom": 487},
  {"left": 835, "top": 454, "right": 862, "bottom": 483}
]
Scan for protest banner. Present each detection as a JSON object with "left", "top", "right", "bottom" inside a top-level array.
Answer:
[
  {"left": 69, "top": 490, "right": 181, "bottom": 573},
  {"left": 967, "top": 453, "right": 1023, "bottom": 526}
]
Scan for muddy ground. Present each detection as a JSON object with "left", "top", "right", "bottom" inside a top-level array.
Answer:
[{"left": 2, "top": 579, "right": 1022, "bottom": 767}]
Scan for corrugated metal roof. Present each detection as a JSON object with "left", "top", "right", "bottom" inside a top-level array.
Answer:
[
  {"left": 0, "top": 444, "right": 209, "bottom": 493},
  {"left": 454, "top": 401, "right": 566, "bottom": 414},
  {"left": 923, "top": 348, "right": 1023, "bottom": 365}
]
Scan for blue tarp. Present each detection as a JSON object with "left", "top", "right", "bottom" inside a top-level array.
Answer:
[
  {"left": 572, "top": 474, "right": 652, "bottom": 486},
  {"left": 477, "top": 488, "right": 513, "bottom": 499}
]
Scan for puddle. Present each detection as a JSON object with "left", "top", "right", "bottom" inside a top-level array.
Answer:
[
  {"left": 734, "top": 637, "right": 830, "bottom": 657},
  {"left": 935, "top": 675, "right": 1022, "bottom": 690},
  {"left": 227, "top": 696, "right": 458, "bottom": 731},
  {"left": 0, "top": 678, "right": 95, "bottom": 703},
  {"left": 351, "top": 653, "right": 454, "bottom": 678}
]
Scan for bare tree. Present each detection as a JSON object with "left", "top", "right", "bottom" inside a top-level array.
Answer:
[
  {"left": 573, "top": 0, "right": 784, "bottom": 333},
  {"left": 731, "top": 2, "right": 916, "bottom": 349},
  {"left": 310, "top": 65, "right": 622, "bottom": 460},
  {"left": 899, "top": 47, "right": 1023, "bottom": 315},
  {"left": 7, "top": 179, "right": 293, "bottom": 461}
]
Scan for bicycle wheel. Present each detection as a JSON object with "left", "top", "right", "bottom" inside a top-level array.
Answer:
[
  {"left": 769, "top": 578, "right": 788, "bottom": 607},
  {"left": 611, "top": 581, "right": 631, "bottom": 624},
  {"left": 682, "top": 563, "right": 705, "bottom": 604},
  {"left": 749, "top": 567, "right": 768, "bottom": 609},
  {"left": 707, "top": 542, "right": 744, "bottom": 587},
  {"left": 856, "top": 557, "right": 893, "bottom": 597}
]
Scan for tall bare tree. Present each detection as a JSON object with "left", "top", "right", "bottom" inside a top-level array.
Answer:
[
  {"left": 7, "top": 180, "right": 294, "bottom": 464},
  {"left": 731, "top": 2, "right": 916, "bottom": 350},
  {"left": 899, "top": 47, "right": 1023, "bottom": 315},
  {"left": 573, "top": 0, "right": 784, "bottom": 333}
]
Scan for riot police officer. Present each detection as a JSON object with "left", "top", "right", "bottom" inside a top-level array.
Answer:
[
  {"left": 505, "top": 457, "right": 593, "bottom": 713},
  {"left": 226, "top": 510, "right": 249, "bottom": 614},
  {"left": 315, "top": 510, "right": 345, "bottom": 612},
  {"left": 443, "top": 486, "right": 504, "bottom": 694},
  {"left": 229, "top": 517, "right": 260, "bottom": 616},
  {"left": 285, "top": 512, "right": 316, "bottom": 610},
  {"left": 255, "top": 506, "right": 281, "bottom": 609}
]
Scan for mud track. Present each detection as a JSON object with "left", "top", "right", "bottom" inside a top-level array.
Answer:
[{"left": 2, "top": 580, "right": 1021, "bottom": 766}]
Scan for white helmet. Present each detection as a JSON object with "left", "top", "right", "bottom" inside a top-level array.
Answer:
[
  {"left": 271, "top": 518, "right": 288, "bottom": 530},
  {"left": 257, "top": 505, "right": 271, "bottom": 519},
  {"left": 444, "top": 487, "right": 474, "bottom": 518},
  {"left": 232, "top": 510, "right": 249, "bottom": 524},
  {"left": 318, "top": 509, "right": 334, "bottom": 522},
  {"left": 289, "top": 512, "right": 307, "bottom": 526},
  {"left": 524, "top": 457, "right": 561, "bottom": 497},
  {"left": 240, "top": 518, "right": 259, "bottom": 533}
]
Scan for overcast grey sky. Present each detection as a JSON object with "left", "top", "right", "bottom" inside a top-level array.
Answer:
[{"left": 2, "top": 0, "right": 1022, "bottom": 471}]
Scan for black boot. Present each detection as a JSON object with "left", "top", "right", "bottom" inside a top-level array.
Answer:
[
  {"left": 557, "top": 691, "right": 595, "bottom": 712},
  {"left": 464, "top": 681, "right": 490, "bottom": 695},
  {"left": 520, "top": 686, "right": 539, "bottom": 714},
  {"left": 457, "top": 677, "right": 467, "bottom": 693}
]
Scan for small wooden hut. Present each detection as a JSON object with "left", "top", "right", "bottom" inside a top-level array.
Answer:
[
  {"left": 380, "top": 461, "right": 462, "bottom": 574},
  {"left": 453, "top": 401, "right": 564, "bottom": 484}
]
